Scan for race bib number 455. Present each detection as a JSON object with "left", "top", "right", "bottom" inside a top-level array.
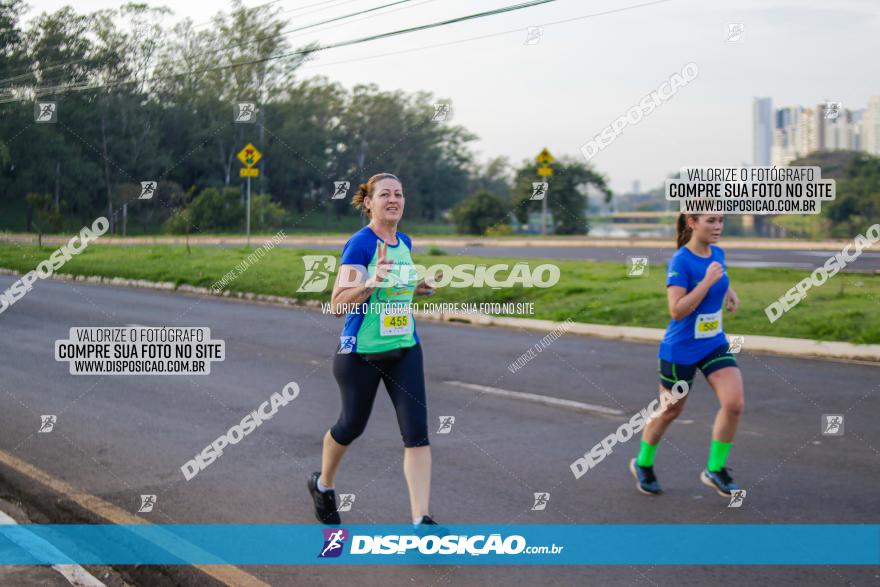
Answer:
[
  {"left": 695, "top": 310, "right": 722, "bottom": 339},
  {"left": 380, "top": 305, "right": 411, "bottom": 337}
]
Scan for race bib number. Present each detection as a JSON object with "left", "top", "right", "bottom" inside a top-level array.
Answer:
[
  {"left": 695, "top": 310, "right": 722, "bottom": 339},
  {"left": 380, "top": 305, "right": 411, "bottom": 336}
]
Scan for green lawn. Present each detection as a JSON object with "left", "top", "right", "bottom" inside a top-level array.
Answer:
[{"left": 1, "top": 242, "right": 877, "bottom": 344}]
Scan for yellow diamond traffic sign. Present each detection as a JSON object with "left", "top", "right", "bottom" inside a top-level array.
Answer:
[
  {"left": 535, "top": 147, "right": 554, "bottom": 166},
  {"left": 537, "top": 165, "right": 553, "bottom": 177},
  {"left": 237, "top": 143, "right": 262, "bottom": 168}
]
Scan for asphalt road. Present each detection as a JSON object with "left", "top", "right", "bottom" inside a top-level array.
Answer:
[
  {"left": 273, "top": 243, "right": 880, "bottom": 272},
  {"left": 0, "top": 276, "right": 878, "bottom": 586}
]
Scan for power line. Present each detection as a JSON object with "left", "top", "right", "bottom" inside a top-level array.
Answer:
[
  {"left": 300, "top": 0, "right": 674, "bottom": 72},
  {"left": 2, "top": 0, "right": 563, "bottom": 103}
]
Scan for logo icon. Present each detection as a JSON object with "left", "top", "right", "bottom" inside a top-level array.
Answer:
[
  {"left": 432, "top": 103, "right": 450, "bottom": 122},
  {"left": 628, "top": 257, "right": 649, "bottom": 277},
  {"left": 821, "top": 414, "right": 844, "bottom": 436},
  {"left": 138, "top": 494, "right": 156, "bottom": 513},
  {"left": 338, "top": 336, "right": 356, "bottom": 354},
  {"left": 531, "top": 492, "right": 549, "bottom": 511},
  {"left": 331, "top": 181, "right": 350, "bottom": 200},
  {"left": 38, "top": 415, "right": 56, "bottom": 433},
  {"left": 530, "top": 182, "right": 548, "bottom": 201},
  {"left": 234, "top": 102, "right": 257, "bottom": 123},
  {"left": 319, "top": 528, "right": 348, "bottom": 558},
  {"left": 824, "top": 101, "right": 841, "bottom": 120},
  {"left": 727, "top": 489, "right": 746, "bottom": 508},
  {"left": 35, "top": 102, "right": 57, "bottom": 123},
  {"left": 728, "top": 335, "right": 744, "bottom": 354},
  {"left": 298, "top": 255, "right": 337, "bottom": 293},
  {"left": 337, "top": 494, "right": 355, "bottom": 512},
  {"left": 524, "top": 26, "right": 543, "bottom": 45},
  {"left": 726, "top": 23, "right": 744, "bottom": 42},
  {"left": 139, "top": 181, "right": 157, "bottom": 200},
  {"left": 437, "top": 416, "right": 455, "bottom": 434}
]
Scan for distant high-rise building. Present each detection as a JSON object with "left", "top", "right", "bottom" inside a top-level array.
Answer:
[
  {"left": 752, "top": 97, "right": 772, "bottom": 165},
  {"left": 763, "top": 97, "right": 880, "bottom": 164},
  {"left": 632, "top": 180, "right": 640, "bottom": 196},
  {"left": 863, "top": 96, "right": 880, "bottom": 155}
]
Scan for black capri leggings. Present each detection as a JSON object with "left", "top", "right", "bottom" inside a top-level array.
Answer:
[{"left": 330, "top": 344, "right": 429, "bottom": 448}]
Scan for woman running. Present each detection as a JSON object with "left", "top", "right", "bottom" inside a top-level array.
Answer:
[
  {"left": 307, "top": 172, "right": 440, "bottom": 526},
  {"left": 630, "top": 213, "right": 744, "bottom": 497}
]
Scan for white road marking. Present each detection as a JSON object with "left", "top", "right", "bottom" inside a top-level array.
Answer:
[
  {"left": 0, "top": 509, "right": 106, "bottom": 587},
  {"left": 444, "top": 380, "right": 623, "bottom": 416}
]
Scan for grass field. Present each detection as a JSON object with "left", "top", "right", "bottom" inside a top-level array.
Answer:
[{"left": 1, "top": 242, "right": 878, "bottom": 344}]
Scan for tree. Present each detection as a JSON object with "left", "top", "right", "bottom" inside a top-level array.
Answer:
[
  {"left": 451, "top": 189, "right": 508, "bottom": 235},
  {"left": 25, "top": 192, "right": 62, "bottom": 246},
  {"left": 511, "top": 158, "right": 611, "bottom": 235}
]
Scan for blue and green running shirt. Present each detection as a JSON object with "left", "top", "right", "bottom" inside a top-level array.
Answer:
[
  {"left": 337, "top": 226, "right": 419, "bottom": 354},
  {"left": 658, "top": 245, "right": 730, "bottom": 364}
]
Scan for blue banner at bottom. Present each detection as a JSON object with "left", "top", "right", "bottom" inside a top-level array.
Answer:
[{"left": 0, "top": 525, "right": 877, "bottom": 565}]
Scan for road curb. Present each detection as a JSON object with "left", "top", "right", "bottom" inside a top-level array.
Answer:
[{"left": 2, "top": 267, "right": 878, "bottom": 363}]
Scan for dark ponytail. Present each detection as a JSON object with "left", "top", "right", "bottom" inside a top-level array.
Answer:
[{"left": 676, "top": 214, "right": 695, "bottom": 249}]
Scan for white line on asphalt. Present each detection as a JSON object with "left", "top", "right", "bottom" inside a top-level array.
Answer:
[
  {"left": 0, "top": 509, "right": 106, "bottom": 587},
  {"left": 444, "top": 381, "right": 624, "bottom": 416}
]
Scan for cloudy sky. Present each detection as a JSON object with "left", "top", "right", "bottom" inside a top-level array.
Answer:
[{"left": 25, "top": 0, "right": 880, "bottom": 192}]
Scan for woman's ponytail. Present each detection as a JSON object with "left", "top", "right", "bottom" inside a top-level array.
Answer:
[{"left": 676, "top": 213, "right": 694, "bottom": 249}]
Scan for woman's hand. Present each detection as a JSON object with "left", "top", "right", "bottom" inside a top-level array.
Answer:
[
  {"left": 725, "top": 287, "right": 739, "bottom": 313},
  {"left": 365, "top": 241, "right": 393, "bottom": 289},
  {"left": 702, "top": 261, "right": 725, "bottom": 286},
  {"left": 414, "top": 271, "right": 443, "bottom": 296}
]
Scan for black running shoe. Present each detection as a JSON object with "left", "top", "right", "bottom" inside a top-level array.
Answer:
[
  {"left": 629, "top": 458, "right": 662, "bottom": 495},
  {"left": 415, "top": 515, "right": 438, "bottom": 525},
  {"left": 307, "top": 471, "right": 341, "bottom": 525},
  {"left": 700, "top": 467, "right": 738, "bottom": 497}
]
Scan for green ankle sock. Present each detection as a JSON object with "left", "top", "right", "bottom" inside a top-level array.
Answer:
[
  {"left": 707, "top": 439, "right": 732, "bottom": 472},
  {"left": 636, "top": 440, "right": 658, "bottom": 467}
]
